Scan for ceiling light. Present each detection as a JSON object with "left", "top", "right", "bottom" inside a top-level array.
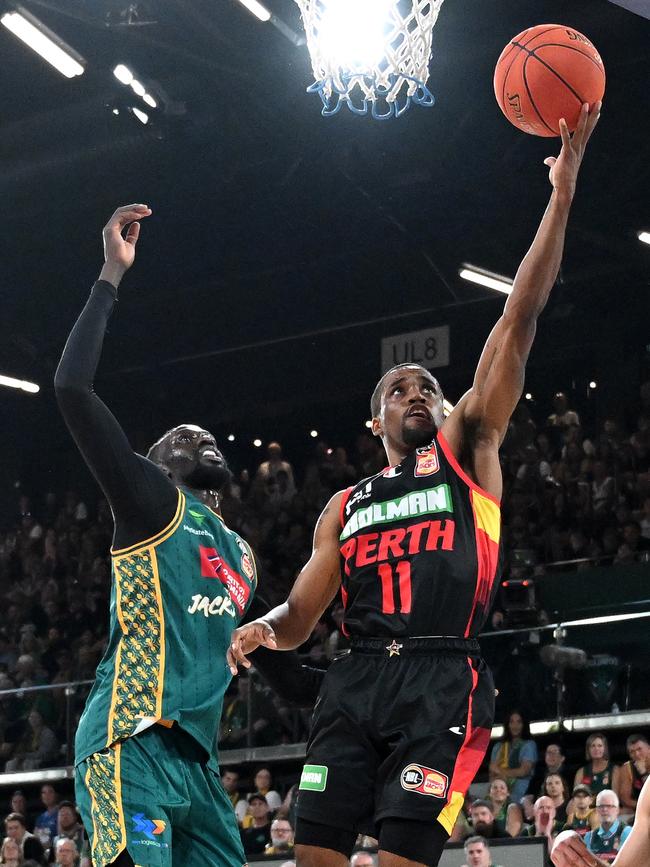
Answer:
[
  {"left": 365, "top": 420, "right": 372, "bottom": 429},
  {"left": 0, "top": 374, "right": 40, "bottom": 394},
  {"left": 253, "top": 438, "right": 262, "bottom": 447},
  {"left": 589, "top": 381, "right": 597, "bottom": 389},
  {"left": 113, "top": 64, "right": 133, "bottom": 85},
  {"left": 131, "top": 79, "right": 146, "bottom": 97},
  {"left": 310, "top": 429, "right": 319, "bottom": 438},
  {"left": 525, "top": 392, "right": 533, "bottom": 400},
  {"left": 1, "top": 7, "right": 85, "bottom": 78},
  {"left": 227, "top": 434, "right": 235, "bottom": 442},
  {"left": 143, "top": 93, "right": 157, "bottom": 108},
  {"left": 460, "top": 266, "right": 513, "bottom": 295},
  {"left": 638, "top": 231, "right": 650, "bottom": 245},
  {"left": 235, "top": 0, "right": 271, "bottom": 22},
  {"left": 131, "top": 107, "right": 149, "bottom": 124}
]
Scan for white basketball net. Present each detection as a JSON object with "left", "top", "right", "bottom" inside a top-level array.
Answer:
[{"left": 294, "top": 0, "right": 446, "bottom": 118}]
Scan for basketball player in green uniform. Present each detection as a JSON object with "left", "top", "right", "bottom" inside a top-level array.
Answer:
[{"left": 55, "top": 205, "right": 321, "bottom": 867}]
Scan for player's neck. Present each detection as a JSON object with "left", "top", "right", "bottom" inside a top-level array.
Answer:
[{"left": 182, "top": 485, "right": 221, "bottom": 514}]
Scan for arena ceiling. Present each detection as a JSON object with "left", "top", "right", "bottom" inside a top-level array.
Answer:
[{"left": 1, "top": 0, "right": 649, "bottom": 393}]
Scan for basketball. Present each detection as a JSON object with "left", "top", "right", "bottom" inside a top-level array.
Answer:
[{"left": 494, "top": 24, "right": 606, "bottom": 137}]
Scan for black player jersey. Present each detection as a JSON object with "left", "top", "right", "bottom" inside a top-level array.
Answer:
[{"left": 338, "top": 432, "right": 502, "bottom": 638}]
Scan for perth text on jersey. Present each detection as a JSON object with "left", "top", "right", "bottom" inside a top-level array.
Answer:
[{"left": 340, "top": 484, "right": 453, "bottom": 541}]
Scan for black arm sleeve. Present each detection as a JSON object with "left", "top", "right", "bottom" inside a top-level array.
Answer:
[
  {"left": 54, "top": 281, "right": 178, "bottom": 549},
  {"left": 244, "top": 594, "right": 325, "bottom": 708}
]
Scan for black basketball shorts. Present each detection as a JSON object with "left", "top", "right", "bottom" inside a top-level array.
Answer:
[{"left": 295, "top": 637, "right": 495, "bottom": 836}]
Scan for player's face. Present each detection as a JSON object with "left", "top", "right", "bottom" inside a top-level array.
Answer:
[
  {"left": 374, "top": 368, "right": 443, "bottom": 453},
  {"left": 161, "top": 425, "right": 231, "bottom": 491}
]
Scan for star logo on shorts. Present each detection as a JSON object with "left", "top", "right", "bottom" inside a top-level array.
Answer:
[{"left": 386, "top": 640, "right": 403, "bottom": 657}]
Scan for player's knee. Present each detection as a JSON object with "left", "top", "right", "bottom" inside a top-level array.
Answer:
[{"left": 379, "top": 817, "right": 449, "bottom": 866}]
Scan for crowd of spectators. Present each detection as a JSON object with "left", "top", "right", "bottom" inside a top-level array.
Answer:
[{"left": 0, "top": 384, "right": 647, "bottom": 772}]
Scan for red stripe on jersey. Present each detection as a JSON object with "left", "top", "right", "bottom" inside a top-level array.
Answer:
[
  {"left": 340, "top": 584, "right": 350, "bottom": 637},
  {"left": 437, "top": 432, "right": 501, "bottom": 505},
  {"left": 339, "top": 487, "right": 354, "bottom": 528},
  {"left": 439, "top": 659, "right": 491, "bottom": 828}
]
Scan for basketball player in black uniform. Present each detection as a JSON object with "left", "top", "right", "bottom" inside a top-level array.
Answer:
[{"left": 228, "top": 103, "right": 601, "bottom": 867}]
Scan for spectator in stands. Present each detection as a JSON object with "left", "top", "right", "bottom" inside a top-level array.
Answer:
[
  {"left": 522, "top": 796, "right": 562, "bottom": 853},
  {"left": 8, "top": 794, "right": 31, "bottom": 832},
  {"left": 467, "top": 800, "right": 509, "bottom": 840},
  {"left": 529, "top": 743, "right": 567, "bottom": 797},
  {"left": 591, "top": 461, "right": 616, "bottom": 519},
  {"left": 574, "top": 733, "right": 620, "bottom": 801},
  {"left": 548, "top": 393, "right": 580, "bottom": 429},
  {"left": 3, "top": 814, "right": 44, "bottom": 863},
  {"left": 350, "top": 853, "right": 377, "bottom": 867},
  {"left": 487, "top": 777, "right": 522, "bottom": 836},
  {"left": 255, "top": 443, "right": 296, "bottom": 492},
  {"left": 489, "top": 711, "right": 538, "bottom": 802},
  {"left": 584, "top": 790, "right": 631, "bottom": 863},
  {"left": 264, "top": 818, "right": 294, "bottom": 857},
  {"left": 50, "top": 801, "right": 84, "bottom": 860},
  {"left": 32, "top": 785, "right": 59, "bottom": 851},
  {"left": 542, "top": 773, "right": 571, "bottom": 825},
  {"left": 0, "top": 837, "right": 22, "bottom": 867},
  {"left": 5, "top": 712, "right": 59, "bottom": 773},
  {"left": 52, "top": 838, "right": 77, "bottom": 867},
  {"left": 239, "top": 793, "right": 272, "bottom": 857},
  {"left": 563, "top": 784, "right": 599, "bottom": 838},
  {"left": 462, "top": 835, "right": 504, "bottom": 867},
  {"left": 221, "top": 768, "right": 243, "bottom": 814},
  {"left": 251, "top": 767, "right": 282, "bottom": 812},
  {"left": 619, "top": 733, "right": 650, "bottom": 815}
]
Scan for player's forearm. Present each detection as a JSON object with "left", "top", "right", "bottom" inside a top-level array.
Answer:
[
  {"left": 260, "top": 602, "right": 317, "bottom": 650},
  {"left": 504, "top": 189, "right": 573, "bottom": 324},
  {"left": 54, "top": 281, "right": 117, "bottom": 394}
]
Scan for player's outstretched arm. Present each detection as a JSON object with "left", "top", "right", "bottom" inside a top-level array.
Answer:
[
  {"left": 227, "top": 491, "right": 344, "bottom": 673},
  {"left": 446, "top": 104, "right": 600, "bottom": 460},
  {"left": 55, "top": 205, "right": 176, "bottom": 533}
]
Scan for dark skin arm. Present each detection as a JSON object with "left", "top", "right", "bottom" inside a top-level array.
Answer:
[
  {"left": 227, "top": 491, "right": 344, "bottom": 672},
  {"left": 442, "top": 103, "right": 601, "bottom": 500}
]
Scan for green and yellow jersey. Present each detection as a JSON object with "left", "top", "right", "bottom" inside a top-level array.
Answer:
[{"left": 75, "top": 488, "right": 257, "bottom": 765}]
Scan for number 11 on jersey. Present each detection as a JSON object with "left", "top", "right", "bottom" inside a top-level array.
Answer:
[{"left": 378, "top": 561, "right": 412, "bottom": 614}]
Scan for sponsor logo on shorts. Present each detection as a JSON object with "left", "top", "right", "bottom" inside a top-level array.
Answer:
[
  {"left": 131, "top": 813, "right": 166, "bottom": 840},
  {"left": 400, "top": 764, "right": 449, "bottom": 799},
  {"left": 299, "top": 764, "right": 328, "bottom": 792},
  {"left": 414, "top": 444, "right": 439, "bottom": 477},
  {"left": 340, "top": 484, "right": 452, "bottom": 540}
]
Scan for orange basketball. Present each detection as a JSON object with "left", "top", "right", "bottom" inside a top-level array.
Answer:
[{"left": 494, "top": 24, "right": 606, "bottom": 137}]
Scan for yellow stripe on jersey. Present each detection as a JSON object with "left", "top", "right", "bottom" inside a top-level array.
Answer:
[
  {"left": 470, "top": 489, "right": 501, "bottom": 543},
  {"left": 107, "top": 546, "right": 165, "bottom": 745},
  {"left": 110, "top": 489, "right": 185, "bottom": 556},
  {"left": 85, "top": 743, "right": 127, "bottom": 866}
]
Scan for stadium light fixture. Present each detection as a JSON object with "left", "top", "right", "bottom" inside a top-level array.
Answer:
[
  {"left": 638, "top": 231, "right": 650, "bottom": 245},
  {"left": 1, "top": 7, "right": 85, "bottom": 78},
  {"left": 310, "top": 429, "right": 319, "bottom": 438},
  {"left": 142, "top": 93, "right": 157, "bottom": 108},
  {"left": 235, "top": 0, "right": 271, "bottom": 22},
  {"left": 227, "top": 434, "right": 235, "bottom": 442},
  {"left": 460, "top": 266, "right": 513, "bottom": 295},
  {"left": 131, "top": 107, "right": 149, "bottom": 124},
  {"left": 113, "top": 64, "right": 133, "bottom": 85},
  {"left": 0, "top": 373, "right": 40, "bottom": 394},
  {"left": 253, "top": 438, "right": 262, "bottom": 447}
]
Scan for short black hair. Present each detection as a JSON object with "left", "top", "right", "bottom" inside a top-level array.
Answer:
[
  {"left": 370, "top": 363, "right": 439, "bottom": 418},
  {"left": 470, "top": 799, "right": 494, "bottom": 814},
  {"left": 627, "top": 733, "right": 649, "bottom": 748}
]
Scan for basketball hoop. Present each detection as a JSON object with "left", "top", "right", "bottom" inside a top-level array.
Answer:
[{"left": 294, "top": 0, "right": 446, "bottom": 119}]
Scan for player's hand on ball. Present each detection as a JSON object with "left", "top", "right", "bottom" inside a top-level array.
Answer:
[
  {"left": 102, "top": 203, "right": 152, "bottom": 272},
  {"left": 551, "top": 830, "right": 602, "bottom": 866},
  {"left": 227, "top": 620, "right": 277, "bottom": 675},
  {"left": 543, "top": 101, "right": 601, "bottom": 197}
]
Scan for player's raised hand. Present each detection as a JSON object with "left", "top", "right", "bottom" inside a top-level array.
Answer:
[
  {"left": 544, "top": 101, "right": 601, "bottom": 197},
  {"left": 551, "top": 830, "right": 605, "bottom": 867},
  {"left": 227, "top": 620, "right": 278, "bottom": 676},
  {"left": 102, "top": 204, "right": 152, "bottom": 273}
]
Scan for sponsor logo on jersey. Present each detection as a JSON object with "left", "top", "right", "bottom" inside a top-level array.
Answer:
[
  {"left": 183, "top": 523, "right": 215, "bottom": 540},
  {"left": 199, "top": 546, "right": 251, "bottom": 614},
  {"left": 414, "top": 443, "right": 439, "bottom": 477},
  {"left": 400, "top": 764, "right": 449, "bottom": 798},
  {"left": 383, "top": 465, "right": 403, "bottom": 478},
  {"left": 188, "top": 508, "right": 207, "bottom": 525},
  {"left": 131, "top": 814, "right": 167, "bottom": 841},
  {"left": 299, "top": 764, "right": 328, "bottom": 792},
  {"left": 345, "top": 481, "right": 373, "bottom": 517},
  {"left": 340, "top": 484, "right": 452, "bottom": 540},
  {"left": 187, "top": 594, "right": 236, "bottom": 618}
]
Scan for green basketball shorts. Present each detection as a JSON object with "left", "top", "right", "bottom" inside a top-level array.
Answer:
[{"left": 75, "top": 724, "right": 246, "bottom": 867}]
